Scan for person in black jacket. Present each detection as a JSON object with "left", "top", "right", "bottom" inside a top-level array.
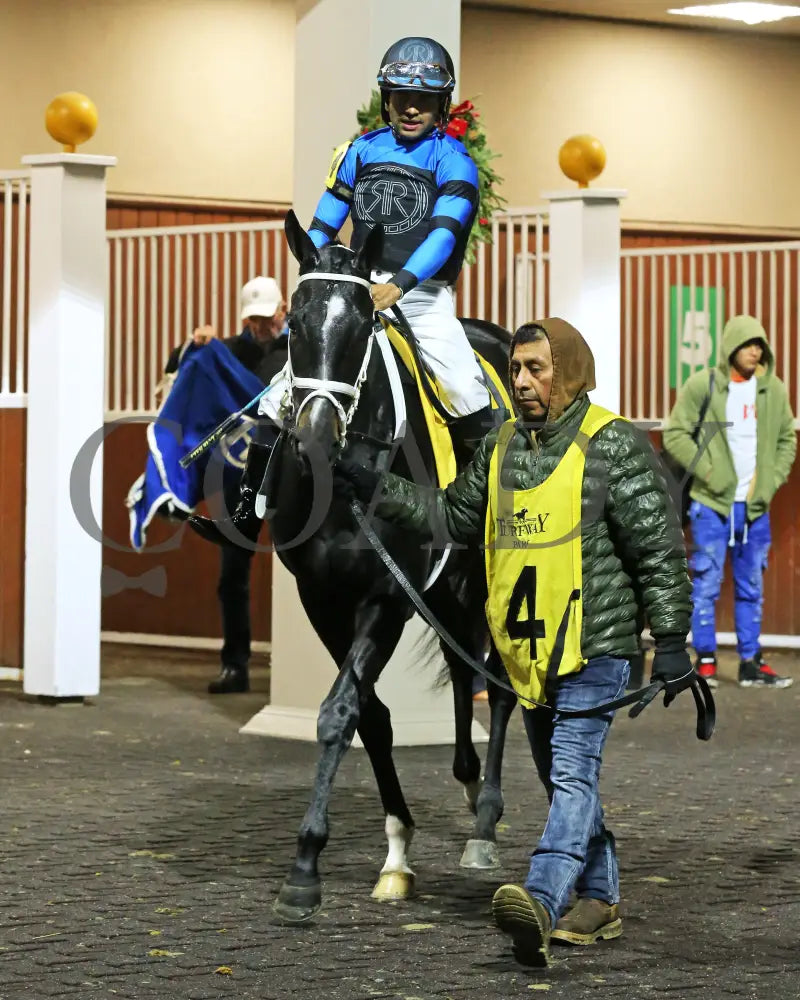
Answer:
[{"left": 166, "top": 276, "right": 287, "bottom": 694}]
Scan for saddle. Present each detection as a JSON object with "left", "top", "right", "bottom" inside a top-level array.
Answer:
[{"left": 379, "top": 317, "right": 512, "bottom": 488}]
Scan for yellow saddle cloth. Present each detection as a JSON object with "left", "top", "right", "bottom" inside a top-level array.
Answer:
[{"left": 382, "top": 321, "right": 512, "bottom": 488}]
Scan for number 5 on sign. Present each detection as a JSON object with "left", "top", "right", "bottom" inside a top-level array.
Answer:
[{"left": 669, "top": 286, "right": 723, "bottom": 388}]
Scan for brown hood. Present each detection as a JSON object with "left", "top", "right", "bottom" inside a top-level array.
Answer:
[{"left": 511, "top": 318, "right": 596, "bottom": 423}]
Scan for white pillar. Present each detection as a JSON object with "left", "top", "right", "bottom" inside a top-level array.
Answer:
[
  {"left": 544, "top": 190, "right": 627, "bottom": 413},
  {"left": 292, "top": 0, "right": 462, "bottom": 228},
  {"left": 22, "top": 153, "right": 116, "bottom": 698},
  {"left": 242, "top": 0, "right": 488, "bottom": 746}
]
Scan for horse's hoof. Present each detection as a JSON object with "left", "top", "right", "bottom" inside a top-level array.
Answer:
[
  {"left": 371, "top": 870, "right": 416, "bottom": 901},
  {"left": 460, "top": 838, "right": 500, "bottom": 870},
  {"left": 270, "top": 879, "right": 322, "bottom": 925},
  {"left": 463, "top": 780, "right": 482, "bottom": 815}
]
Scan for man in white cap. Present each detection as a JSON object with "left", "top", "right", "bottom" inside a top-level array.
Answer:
[
  {"left": 188, "top": 275, "right": 288, "bottom": 386},
  {"left": 168, "top": 276, "right": 287, "bottom": 693}
]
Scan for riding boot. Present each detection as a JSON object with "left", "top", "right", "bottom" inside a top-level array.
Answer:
[
  {"left": 449, "top": 405, "right": 498, "bottom": 466},
  {"left": 189, "top": 439, "right": 273, "bottom": 549}
]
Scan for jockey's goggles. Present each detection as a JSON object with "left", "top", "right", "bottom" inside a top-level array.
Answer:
[{"left": 378, "top": 61, "right": 454, "bottom": 91}]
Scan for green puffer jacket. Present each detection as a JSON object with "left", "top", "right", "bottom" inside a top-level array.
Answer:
[
  {"left": 378, "top": 397, "right": 690, "bottom": 659},
  {"left": 662, "top": 315, "right": 796, "bottom": 520},
  {"left": 376, "top": 319, "right": 691, "bottom": 661}
]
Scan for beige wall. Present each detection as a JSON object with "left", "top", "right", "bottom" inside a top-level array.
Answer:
[
  {"left": 0, "top": 0, "right": 295, "bottom": 204},
  {"left": 461, "top": 9, "right": 800, "bottom": 230},
  {"left": 2, "top": 1, "right": 799, "bottom": 227}
]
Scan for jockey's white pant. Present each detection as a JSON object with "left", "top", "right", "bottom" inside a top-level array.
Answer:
[{"left": 258, "top": 271, "right": 490, "bottom": 422}]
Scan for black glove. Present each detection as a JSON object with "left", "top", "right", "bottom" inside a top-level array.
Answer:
[
  {"left": 650, "top": 648, "right": 695, "bottom": 707},
  {"left": 332, "top": 458, "right": 381, "bottom": 505}
]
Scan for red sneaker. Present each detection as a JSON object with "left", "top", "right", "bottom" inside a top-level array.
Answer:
[{"left": 695, "top": 655, "right": 718, "bottom": 689}]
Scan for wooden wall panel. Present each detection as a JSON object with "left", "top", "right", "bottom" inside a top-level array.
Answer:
[
  {"left": 3, "top": 212, "right": 799, "bottom": 665},
  {"left": 0, "top": 194, "right": 30, "bottom": 398},
  {"left": 100, "top": 198, "right": 283, "bottom": 642},
  {"left": 101, "top": 422, "right": 272, "bottom": 641},
  {"left": 106, "top": 200, "right": 286, "bottom": 231},
  {"left": 0, "top": 409, "right": 25, "bottom": 668},
  {"left": 105, "top": 199, "right": 291, "bottom": 417}
]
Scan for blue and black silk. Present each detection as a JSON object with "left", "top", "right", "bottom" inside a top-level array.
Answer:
[{"left": 309, "top": 127, "right": 479, "bottom": 294}]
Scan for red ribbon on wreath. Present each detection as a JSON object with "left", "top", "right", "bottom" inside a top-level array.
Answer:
[{"left": 446, "top": 99, "right": 479, "bottom": 139}]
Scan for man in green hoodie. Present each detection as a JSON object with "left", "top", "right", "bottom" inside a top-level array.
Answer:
[
  {"left": 335, "top": 318, "right": 695, "bottom": 966},
  {"left": 663, "top": 315, "right": 796, "bottom": 689}
]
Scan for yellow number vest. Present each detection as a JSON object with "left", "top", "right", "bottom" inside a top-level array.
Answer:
[{"left": 484, "top": 404, "right": 617, "bottom": 707}]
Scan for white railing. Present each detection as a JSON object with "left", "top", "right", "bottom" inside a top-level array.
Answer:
[
  {"left": 455, "top": 206, "right": 549, "bottom": 330},
  {"left": 0, "top": 170, "right": 30, "bottom": 408},
  {"left": 621, "top": 239, "right": 800, "bottom": 422},
  {"left": 105, "top": 219, "right": 286, "bottom": 418}
]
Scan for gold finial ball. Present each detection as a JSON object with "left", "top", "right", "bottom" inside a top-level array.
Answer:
[
  {"left": 45, "top": 92, "right": 98, "bottom": 153},
  {"left": 558, "top": 135, "right": 606, "bottom": 188}
]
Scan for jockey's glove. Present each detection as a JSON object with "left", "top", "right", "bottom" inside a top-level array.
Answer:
[
  {"left": 650, "top": 647, "right": 696, "bottom": 707},
  {"left": 333, "top": 458, "right": 381, "bottom": 505}
]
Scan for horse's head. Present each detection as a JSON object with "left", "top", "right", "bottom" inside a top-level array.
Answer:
[{"left": 283, "top": 209, "right": 383, "bottom": 466}]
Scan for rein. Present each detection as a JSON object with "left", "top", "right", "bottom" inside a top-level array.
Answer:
[{"left": 350, "top": 501, "right": 715, "bottom": 739}]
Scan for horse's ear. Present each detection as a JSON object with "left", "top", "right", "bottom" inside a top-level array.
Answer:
[
  {"left": 353, "top": 224, "right": 383, "bottom": 275},
  {"left": 284, "top": 210, "right": 320, "bottom": 266}
]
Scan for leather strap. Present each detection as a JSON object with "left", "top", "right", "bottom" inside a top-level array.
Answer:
[{"left": 351, "top": 500, "right": 715, "bottom": 738}]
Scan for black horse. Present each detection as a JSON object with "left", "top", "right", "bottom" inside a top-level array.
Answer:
[{"left": 268, "top": 211, "right": 517, "bottom": 924}]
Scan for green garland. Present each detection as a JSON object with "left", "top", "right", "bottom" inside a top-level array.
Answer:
[{"left": 354, "top": 90, "right": 505, "bottom": 265}]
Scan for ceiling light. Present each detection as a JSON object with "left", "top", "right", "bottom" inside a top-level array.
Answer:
[{"left": 668, "top": 2, "right": 800, "bottom": 24}]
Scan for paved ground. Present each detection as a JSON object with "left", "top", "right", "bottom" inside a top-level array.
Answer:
[{"left": 2, "top": 645, "right": 799, "bottom": 1000}]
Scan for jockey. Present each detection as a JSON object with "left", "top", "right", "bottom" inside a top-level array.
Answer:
[
  {"left": 261, "top": 35, "right": 493, "bottom": 458},
  {"left": 193, "top": 36, "right": 493, "bottom": 549}
]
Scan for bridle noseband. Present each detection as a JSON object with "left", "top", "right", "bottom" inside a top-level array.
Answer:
[{"left": 285, "top": 271, "right": 374, "bottom": 448}]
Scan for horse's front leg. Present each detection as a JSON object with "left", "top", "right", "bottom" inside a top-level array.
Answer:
[
  {"left": 460, "top": 644, "right": 516, "bottom": 870},
  {"left": 357, "top": 690, "right": 417, "bottom": 902},
  {"left": 272, "top": 600, "right": 406, "bottom": 925}
]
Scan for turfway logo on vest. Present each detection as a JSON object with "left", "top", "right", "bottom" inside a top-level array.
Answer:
[
  {"left": 496, "top": 509, "right": 551, "bottom": 538},
  {"left": 354, "top": 165, "right": 429, "bottom": 235}
]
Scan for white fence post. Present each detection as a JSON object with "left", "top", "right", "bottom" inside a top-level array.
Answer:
[
  {"left": 22, "top": 152, "right": 116, "bottom": 698},
  {"left": 544, "top": 189, "right": 627, "bottom": 413}
]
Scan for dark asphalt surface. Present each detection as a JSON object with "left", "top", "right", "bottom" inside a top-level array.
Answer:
[{"left": 2, "top": 645, "right": 799, "bottom": 1000}]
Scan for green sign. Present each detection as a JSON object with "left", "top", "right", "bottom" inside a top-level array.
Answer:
[{"left": 669, "top": 286, "right": 723, "bottom": 388}]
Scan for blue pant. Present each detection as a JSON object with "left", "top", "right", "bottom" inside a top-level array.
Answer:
[
  {"left": 521, "top": 655, "right": 630, "bottom": 928},
  {"left": 689, "top": 501, "right": 771, "bottom": 661}
]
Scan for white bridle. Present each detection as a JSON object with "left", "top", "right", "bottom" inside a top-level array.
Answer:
[{"left": 286, "top": 271, "right": 375, "bottom": 445}]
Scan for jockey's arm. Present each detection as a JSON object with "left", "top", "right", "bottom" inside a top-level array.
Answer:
[
  {"left": 308, "top": 141, "right": 358, "bottom": 249},
  {"left": 391, "top": 155, "right": 479, "bottom": 295}
]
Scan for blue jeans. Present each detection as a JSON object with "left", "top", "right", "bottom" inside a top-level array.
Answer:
[
  {"left": 689, "top": 501, "right": 771, "bottom": 661},
  {"left": 521, "top": 655, "right": 630, "bottom": 928}
]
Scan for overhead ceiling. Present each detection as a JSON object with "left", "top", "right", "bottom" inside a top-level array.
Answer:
[{"left": 465, "top": 1, "right": 800, "bottom": 36}]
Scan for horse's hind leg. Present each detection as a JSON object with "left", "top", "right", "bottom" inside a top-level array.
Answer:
[
  {"left": 357, "top": 692, "right": 416, "bottom": 902},
  {"left": 272, "top": 601, "right": 406, "bottom": 925},
  {"left": 448, "top": 653, "right": 483, "bottom": 810},
  {"left": 460, "top": 644, "right": 516, "bottom": 870}
]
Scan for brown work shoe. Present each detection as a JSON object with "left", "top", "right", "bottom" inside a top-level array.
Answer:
[
  {"left": 491, "top": 884, "right": 551, "bottom": 967},
  {"left": 551, "top": 897, "right": 622, "bottom": 946}
]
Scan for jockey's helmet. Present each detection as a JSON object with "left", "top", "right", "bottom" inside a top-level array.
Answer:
[{"left": 377, "top": 37, "right": 455, "bottom": 129}]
